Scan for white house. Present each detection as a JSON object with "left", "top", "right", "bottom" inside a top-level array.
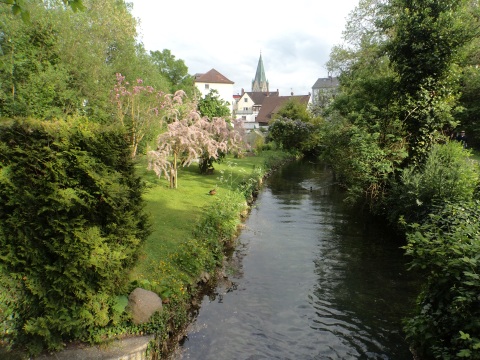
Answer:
[
  {"left": 194, "top": 68, "right": 235, "bottom": 114},
  {"left": 234, "top": 89, "right": 279, "bottom": 130}
]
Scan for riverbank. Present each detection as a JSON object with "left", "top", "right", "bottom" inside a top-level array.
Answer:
[
  {"left": 0, "top": 150, "right": 294, "bottom": 359},
  {"left": 129, "top": 150, "right": 295, "bottom": 358}
]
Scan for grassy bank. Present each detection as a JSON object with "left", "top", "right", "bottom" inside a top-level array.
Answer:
[
  {"left": 127, "top": 150, "right": 293, "bottom": 357},
  {"left": 0, "top": 149, "right": 293, "bottom": 358}
]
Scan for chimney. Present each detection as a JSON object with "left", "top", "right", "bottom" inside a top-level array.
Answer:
[{"left": 241, "top": 88, "right": 244, "bottom": 95}]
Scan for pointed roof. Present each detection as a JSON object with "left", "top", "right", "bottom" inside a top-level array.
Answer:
[
  {"left": 195, "top": 68, "right": 234, "bottom": 84},
  {"left": 252, "top": 53, "right": 269, "bottom": 92}
]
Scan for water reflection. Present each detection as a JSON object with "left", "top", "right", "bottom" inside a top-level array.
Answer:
[{"left": 173, "top": 160, "right": 418, "bottom": 360}]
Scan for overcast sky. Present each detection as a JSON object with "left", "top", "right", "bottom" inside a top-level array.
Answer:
[{"left": 129, "top": 0, "right": 359, "bottom": 96}]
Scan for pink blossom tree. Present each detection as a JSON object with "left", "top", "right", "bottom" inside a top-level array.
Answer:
[
  {"left": 147, "top": 114, "right": 246, "bottom": 188},
  {"left": 111, "top": 73, "right": 188, "bottom": 158}
]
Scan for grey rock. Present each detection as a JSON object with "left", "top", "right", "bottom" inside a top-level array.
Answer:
[{"left": 128, "top": 288, "right": 162, "bottom": 325}]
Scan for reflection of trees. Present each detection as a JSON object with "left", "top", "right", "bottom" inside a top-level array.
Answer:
[
  {"left": 268, "top": 159, "right": 420, "bottom": 355},
  {"left": 311, "top": 199, "right": 420, "bottom": 355},
  {"left": 268, "top": 160, "right": 331, "bottom": 201}
]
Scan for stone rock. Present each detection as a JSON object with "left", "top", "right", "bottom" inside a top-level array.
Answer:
[
  {"left": 128, "top": 287, "right": 163, "bottom": 325},
  {"left": 199, "top": 271, "right": 210, "bottom": 283}
]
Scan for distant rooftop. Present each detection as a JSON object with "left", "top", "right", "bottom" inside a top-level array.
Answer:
[
  {"left": 194, "top": 68, "right": 234, "bottom": 84},
  {"left": 312, "top": 77, "right": 339, "bottom": 89}
]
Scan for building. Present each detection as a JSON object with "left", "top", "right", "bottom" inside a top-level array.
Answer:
[
  {"left": 311, "top": 76, "right": 339, "bottom": 106},
  {"left": 252, "top": 53, "right": 269, "bottom": 92},
  {"left": 194, "top": 68, "right": 235, "bottom": 114},
  {"left": 233, "top": 53, "right": 280, "bottom": 130},
  {"left": 256, "top": 95, "right": 311, "bottom": 128},
  {"left": 234, "top": 89, "right": 279, "bottom": 130}
]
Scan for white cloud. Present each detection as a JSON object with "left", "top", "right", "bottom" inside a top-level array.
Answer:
[{"left": 129, "top": 0, "right": 358, "bottom": 96}]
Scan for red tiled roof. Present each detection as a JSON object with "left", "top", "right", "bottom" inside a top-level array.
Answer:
[
  {"left": 256, "top": 95, "right": 310, "bottom": 124},
  {"left": 194, "top": 68, "right": 234, "bottom": 84}
]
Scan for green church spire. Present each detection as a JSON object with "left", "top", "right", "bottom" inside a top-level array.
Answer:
[{"left": 252, "top": 52, "right": 269, "bottom": 92}]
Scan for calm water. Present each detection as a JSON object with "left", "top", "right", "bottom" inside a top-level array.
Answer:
[{"left": 172, "top": 160, "right": 419, "bottom": 360}]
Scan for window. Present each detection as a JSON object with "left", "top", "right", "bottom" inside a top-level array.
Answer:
[
  {"left": 241, "top": 116, "right": 246, "bottom": 120},
  {"left": 244, "top": 98, "right": 248, "bottom": 102},
  {"left": 243, "top": 107, "right": 249, "bottom": 111},
  {"left": 205, "top": 84, "right": 209, "bottom": 90}
]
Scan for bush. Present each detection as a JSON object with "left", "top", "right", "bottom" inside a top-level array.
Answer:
[
  {"left": 319, "top": 116, "right": 406, "bottom": 205},
  {"left": 403, "top": 201, "right": 480, "bottom": 359},
  {"left": 267, "top": 117, "right": 316, "bottom": 154},
  {"left": 386, "top": 140, "right": 479, "bottom": 225},
  {"left": 0, "top": 118, "right": 150, "bottom": 353}
]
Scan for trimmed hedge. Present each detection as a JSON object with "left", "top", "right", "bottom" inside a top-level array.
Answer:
[{"left": 0, "top": 118, "right": 150, "bottom": 354}]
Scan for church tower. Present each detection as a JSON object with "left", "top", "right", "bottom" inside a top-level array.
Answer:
[{"left": 252, "top": 53, "right": 269, "bottom": 92}]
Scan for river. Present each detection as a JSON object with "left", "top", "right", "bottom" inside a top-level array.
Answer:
[{"left": 171, "top": 159, "right": 419, "bottom": 359}]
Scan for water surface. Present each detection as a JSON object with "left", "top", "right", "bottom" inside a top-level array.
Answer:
[{"left": 173, "top": 160, "right": 418, "bottom": 359}]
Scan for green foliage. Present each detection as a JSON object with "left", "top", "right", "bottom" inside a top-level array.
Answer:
[
  {"left": 0, "top": 265, "right": 21, "bottom": 350},
  {"left": 384, "top": 0, "right": 475, "bottom": 164},
  {"left": 0, "top": 0, "right": 170, "bottom": 122},
  {"left": 2, "top": 0, "right": 84, "bottom": 21},
  {"left": 267, "top": 117, "right": 316, "bottom": 154},
  {"left": 272, "top": 98, "right": 311, "bottom": 123},
  {"left": 457, "top": 54, "right": 480, "bottom": 149},
  {"left": 197, "top": 89, "right": 231, "bottom": 119},
  {"left": 193, "top": 190, "right": 247, "bottom": 247},
  {"left": 318, "top": 114, "right": 406, "bottom": 205},
  {"left": 149, "top": 49, "right": 193, "bottom": 95},
  {"left": 403, "top": 200, "right": 480, "bottom": 359},
  {"left": 0, "top": 118, "right": 150, "bottom": 353},
  {"left": 386, "top": 140, "right": 479, "bottom": 225}
]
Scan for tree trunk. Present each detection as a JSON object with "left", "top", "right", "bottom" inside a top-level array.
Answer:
[{"left": 170, "top": 152, "right": 178, "bottom": 188}]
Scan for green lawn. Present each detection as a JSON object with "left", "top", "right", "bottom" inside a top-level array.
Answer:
[{"left": 129, "top": 151, "right": 288, "bottom": 290}]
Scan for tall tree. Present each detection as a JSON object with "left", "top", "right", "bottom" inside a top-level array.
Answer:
[
  {"left": 385, "top": 0, "right": 477, "bottom": 164},
  {"left": 0, "top": 0, "right": 84, "bottom": 22},
  {"left": 150, "top": 49, "right": 194, "bottom": 95},
  {"left": 197, "top": 89, "right": 231, "bottom": 119},
  {"left": 322, "top": 0, "right": 407, "bottom": 204},
  {"left": 0, "top": 0, "right": 168, "bottom": 121}
]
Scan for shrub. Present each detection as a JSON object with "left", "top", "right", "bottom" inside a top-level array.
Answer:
[
  {"left": 403, "top": 201, "right": 480, "bottom": 359},
  {"left": 319, "top": 117, "right": 406, "bottom": 206},
  {"left": 386, "top": 140, "right": 479, "bottom": 225},
  {"left": 0, "top": 118, "right": 150, "bottom": 353},
  {"left": 193, "top": 190, "right": 247, "bottom": 250},
  {"left": 267, "top": 117, "right": 316, "bottom": 154}
]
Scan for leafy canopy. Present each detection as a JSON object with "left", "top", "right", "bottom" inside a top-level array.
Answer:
[{"left": 197, "top": 89, "right": 231, "bottom": 119}]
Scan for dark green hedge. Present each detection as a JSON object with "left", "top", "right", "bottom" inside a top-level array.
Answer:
[{"left": 0, "top": 118, "right": 150, "bottom": 353}]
